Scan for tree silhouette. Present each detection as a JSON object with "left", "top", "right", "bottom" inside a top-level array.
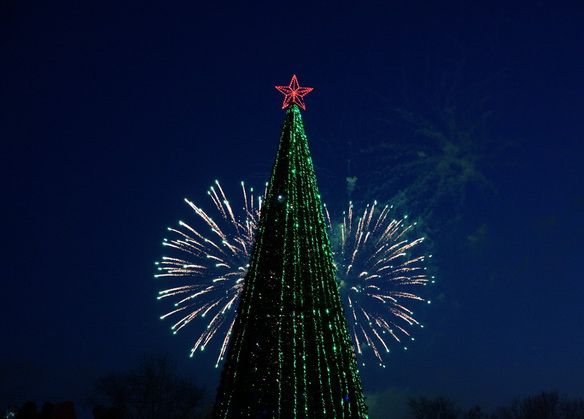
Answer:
[
  {"left": 408, "top": 396, "right": 459, "bottom": 419},
  {"left": 93, "top": 356, "right": 203, "bottom": 419},
  {"left": 495, "top": 392, "right": 584, "bottom": 419},
  {"left": 404, "top": 392, "right": 584, "bottom": 419}
]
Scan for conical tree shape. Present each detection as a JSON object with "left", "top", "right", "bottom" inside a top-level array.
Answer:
[{"left": 213, "top": 104, "right": 368, "bottom": 418}]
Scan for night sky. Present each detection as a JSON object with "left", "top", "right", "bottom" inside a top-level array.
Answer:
[{"left": 2, "top": 1, "right": 584, "bottom": 417}]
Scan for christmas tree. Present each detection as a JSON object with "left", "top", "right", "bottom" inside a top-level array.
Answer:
[{"left": 213, "top": 75, "right": 368, "bottom": 418}]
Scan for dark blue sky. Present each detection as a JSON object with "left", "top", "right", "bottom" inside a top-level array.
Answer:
[{"left": 2, "top": 0, "right": 584, "bottom": 415}]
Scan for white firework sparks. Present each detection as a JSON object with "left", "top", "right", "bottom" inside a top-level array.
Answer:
[
  {"left": 155, "top": 180, "right": 265, "bottom": 367},
  {"left": 156, "top": 182, "right": 435, "bottom": 369},
  {"left": 325, "top": 201, "right": 435, "bottom": 368}
]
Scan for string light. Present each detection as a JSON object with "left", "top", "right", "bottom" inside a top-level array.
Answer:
[
  {"left": 213, "top": 102, "right": 368, "bottom": 418},
  {"left": 275, "top": 74, "right": 314, "bottom": 110}
]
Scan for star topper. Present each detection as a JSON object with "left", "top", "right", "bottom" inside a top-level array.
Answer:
[{"left": 275, "top": 74, "right": 314, "bottom": 110}]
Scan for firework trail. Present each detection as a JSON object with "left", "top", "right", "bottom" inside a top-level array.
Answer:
[
  {"left": 156, "top": 183, "right": 434, "bottom": 368},
  {"left": 155, "top": 180, "right": 265, "bottom": 367},
  {"left": 325, "top": 201, "right": 435, "bottom": 368}
]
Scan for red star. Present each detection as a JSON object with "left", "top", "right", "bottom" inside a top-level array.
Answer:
[{"left": 275, "top": 74, "right": 314, "bottom": 110}]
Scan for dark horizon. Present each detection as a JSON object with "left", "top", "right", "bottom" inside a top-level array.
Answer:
[{"left": 2, "top": 1, "right": 584, "bottom": 417}]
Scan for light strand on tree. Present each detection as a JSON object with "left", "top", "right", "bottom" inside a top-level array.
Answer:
[{"left": 213, "top": 102, "right": 368, "bottom": 418}]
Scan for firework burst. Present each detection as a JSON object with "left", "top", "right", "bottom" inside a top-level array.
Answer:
[
  {"left": 325, "top": 201, "right": 435, "bottom": 367},
  {"left": 155, "top": 180, "right": 265, "bottom": 367},
  {"left": 156, "top": 182, "right": 434, "bottom": 368}
]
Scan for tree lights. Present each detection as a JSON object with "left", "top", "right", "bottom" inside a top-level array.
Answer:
[
  {"left": 275, "top": 74, "right": 314, "bottom": 111},
  {"left": 212, "top": 83, "right": 367, "bottom": 417}
]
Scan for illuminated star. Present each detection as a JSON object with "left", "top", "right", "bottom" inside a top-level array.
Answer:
[{"left": 275, "top": 74, "right": 314, "bottom": 110}]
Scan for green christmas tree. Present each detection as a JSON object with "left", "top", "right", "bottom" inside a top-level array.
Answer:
[{"left": 213, "top": 76, "right": 367, "bottom": 418}]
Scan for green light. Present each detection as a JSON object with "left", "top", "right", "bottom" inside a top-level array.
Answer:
[{"left": 213, "top": 103, "right": 367, "bottom": 418}]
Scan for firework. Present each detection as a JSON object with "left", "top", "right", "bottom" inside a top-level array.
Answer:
[
  {"left": 156, "top": 183, "right": 434, "bottom": 368},
  {"left": 324, "top": 201, "right": 434, "bottom": 367},
  {"left": 155, "top": 180, "right": 265, "bottom": 367}
]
